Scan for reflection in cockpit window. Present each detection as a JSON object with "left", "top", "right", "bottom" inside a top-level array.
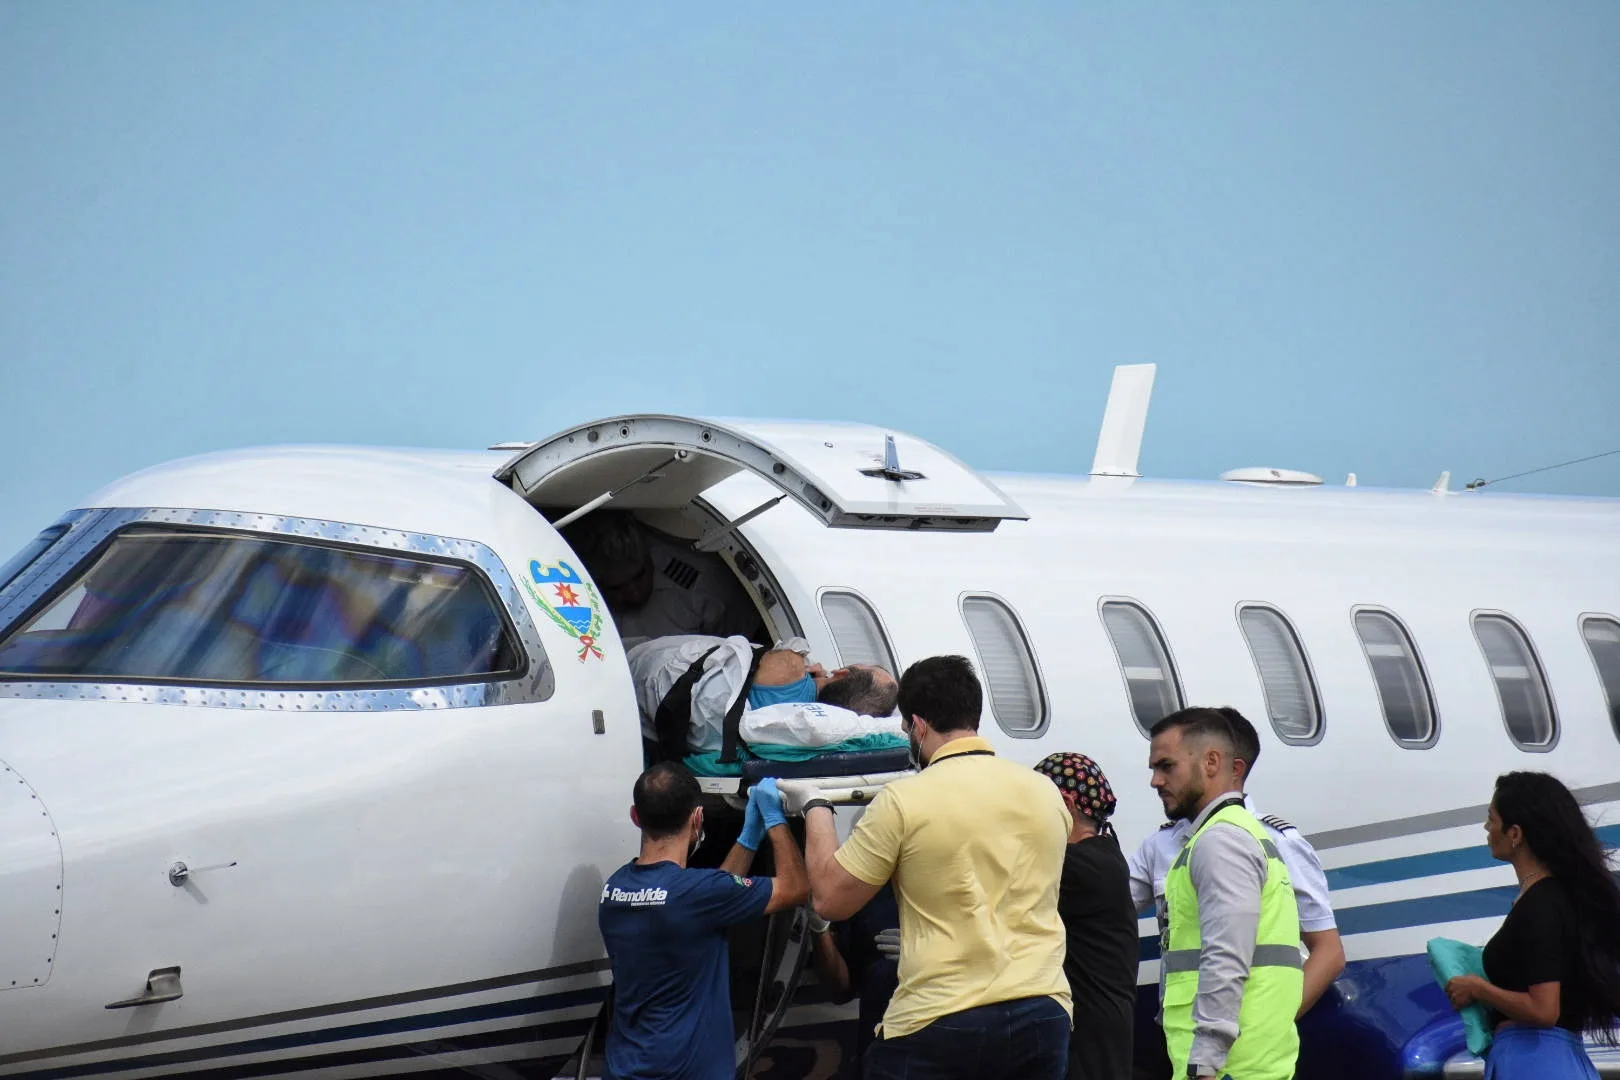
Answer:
[{"left": 0, "top": 528, "right": 523, "bottom": 685}]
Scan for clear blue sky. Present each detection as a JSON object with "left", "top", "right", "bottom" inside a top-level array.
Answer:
[{"left": 3, "top": 3, "right": 1618, "bottom": 556}]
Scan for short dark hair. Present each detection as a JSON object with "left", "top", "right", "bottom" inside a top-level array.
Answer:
[
  {"left": 562, "top": 510, "right": 649, "bottom": 581},
  {"left": 818, "top": 665, "right": 899, "bottom": 717},
  {"left": 632, "top": 762, "right": 701, "bottom": 839},
  {"left": 1217, "top": 707, "right": 1261, "bottom": 775},
  {"left": 897, "top": 655, "right": 982, "bottom": 734},
  {"left": 1149, "top": 707, "right": 1239, "bottom": 758}
]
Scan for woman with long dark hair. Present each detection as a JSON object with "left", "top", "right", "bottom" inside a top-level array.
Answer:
[{"left": 1445, "top": 771, "right": 1620, "bottom": 1078}]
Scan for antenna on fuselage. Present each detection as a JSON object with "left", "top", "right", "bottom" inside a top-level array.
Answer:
[
  {"left": 859, "top": 434, "right": 926, "bottom": 482},
  {"left": 1090, "top": 363, "right": 1157, "bottom": 478}
]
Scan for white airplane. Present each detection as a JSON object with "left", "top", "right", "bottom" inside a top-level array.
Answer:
[{"left": 1, "top": 365, "right": 1617, "bottom": 1080}]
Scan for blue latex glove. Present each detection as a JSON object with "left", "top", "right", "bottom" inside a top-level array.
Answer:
[
  {"left": 749, "top": 777, "right": 789, "bottom": 832},
  {"left": 738, "top": 787, "right": 766, "bottom": 851}
]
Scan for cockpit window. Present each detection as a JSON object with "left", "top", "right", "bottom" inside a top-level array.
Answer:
[
  {"left": 0, "top": 528, "right": 524, "bottom": 686},
  {"left": 0, "top": 524, "right": 70, "bottom": 597}
]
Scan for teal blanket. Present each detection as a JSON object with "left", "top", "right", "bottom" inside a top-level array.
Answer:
[
  {"left": 1427, "top": 937, "right": 1493, "bottom": 1056},
  {"left": 685, "top": 733, "right": 909, "bottom": 777}
]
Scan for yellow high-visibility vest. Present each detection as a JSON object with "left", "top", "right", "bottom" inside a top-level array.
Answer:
[{"left": 1163, "top": 799, "right": 1304, "bottom": 1080}]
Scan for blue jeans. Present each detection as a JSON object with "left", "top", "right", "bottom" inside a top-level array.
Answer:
[
  {"left": 1485, "top": 1026, "right": 1600, "bottom": 1080},
  {"left": 862, "top": 995, "right": 1070, "bottom": 1080}
]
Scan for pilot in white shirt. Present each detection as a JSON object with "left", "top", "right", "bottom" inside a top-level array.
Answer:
[{"left": 563, "top": 512, "right": 761, "bottom": 643}]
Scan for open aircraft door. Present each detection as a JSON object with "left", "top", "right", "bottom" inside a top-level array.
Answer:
[{"left": 495, "top": 415, "right": 1028, "bottom": 532}]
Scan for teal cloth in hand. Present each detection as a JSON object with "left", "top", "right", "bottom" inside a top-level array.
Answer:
[
  {"left": 749, "top": 777, "right": 789, "bottom": 831},
  {"left": 1427, "top": 937, "right": 1493, "bottom": 1056}
]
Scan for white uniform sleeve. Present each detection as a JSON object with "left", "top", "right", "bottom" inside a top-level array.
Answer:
[
  {"left": 1273, "top": 829, "right": 1337, "bottom": 932},
  {"left": 1127, "top": 833, "right": 1159, "bottom": 916}
]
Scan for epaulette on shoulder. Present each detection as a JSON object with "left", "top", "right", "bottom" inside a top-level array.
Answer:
[
  {"left": 1260, "top": 814, "right": 1296, "bottom": 833},
  {"left": 1158, "top": 821, "right": 1177, "bottom": 831},
  {"left": 661, "top": 557, "right": 701, "bottom": 590}
]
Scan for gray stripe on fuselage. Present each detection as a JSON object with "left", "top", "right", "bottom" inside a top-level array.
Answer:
[
  {"left": 0, "top": 957, "right": 610, "bottom": 1069},
  {"left": 1306, "top": 780, "right": 1620, "bottom": 850}
]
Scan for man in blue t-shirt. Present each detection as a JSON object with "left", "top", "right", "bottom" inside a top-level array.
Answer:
[{"left": 599, "top": 762, "right": 809, "bottom": 1080}]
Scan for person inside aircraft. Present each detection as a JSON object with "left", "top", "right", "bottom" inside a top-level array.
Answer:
[
  {"left": 1033, "top": 752, "right": 1138, "bottom": 1080},
  {"left": 814, "top": 663, "right": 901, "bottom": 719},
  {"left": 1443, "top": 771, "right": 1620, "bottom": 1079},
  {"left": 598, "top": 763, "right": 808, "bottom": 1080},
  {"left": 627, "top": 634, "right": 906, "bottom": 772},
  {"left": 562, "top": 510, "right": 763, "bottom": 643},
  {"left": 1126, "top": 706, "right": 1342, "bottom": 1032}
]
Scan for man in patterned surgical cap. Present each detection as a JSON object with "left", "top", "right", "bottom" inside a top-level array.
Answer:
[{"left": 1034, "top": 753, "right": 1140, "bottom": 1080}]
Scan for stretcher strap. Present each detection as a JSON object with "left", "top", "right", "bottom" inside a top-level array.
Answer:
[
  {"left": 653, "top": 646, "right": 722, "bottom": 764},
  {"left": 718, "top": 645, "right": 766, "bottom": 765}
]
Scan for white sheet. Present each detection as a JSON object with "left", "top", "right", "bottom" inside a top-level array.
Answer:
[{"left": 740, "top": 702, "right": 904, "bottom": 749}]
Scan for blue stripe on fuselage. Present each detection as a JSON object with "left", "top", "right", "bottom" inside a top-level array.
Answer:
[
  {"left": 8, "top": 985, "right": 606, "bottom": 1080},
  {"left": 1323, "top": 823, "right": 1620, "bottom": 890}
]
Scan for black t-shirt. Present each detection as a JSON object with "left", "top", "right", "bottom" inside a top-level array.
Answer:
[
  {"left": 1482, "top": 877, "right": 1587, "bottom": 1033},
  {"left": 1057, "top": 832, "right": 1140, "bottom": 1080}
]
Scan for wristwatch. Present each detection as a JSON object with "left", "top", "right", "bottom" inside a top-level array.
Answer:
[
  {"left": 1187, "top": 1066, "right": 1218, "bottom": 1078},
  {"left": 806, "top": 911, "right": 831, "bottom": 934}
]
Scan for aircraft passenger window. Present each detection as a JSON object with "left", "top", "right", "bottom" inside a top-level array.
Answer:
[
  {"left": 1099, "top": 600, "right": 1184, "bottom": 736},
  {"left": 0, "top": 524, "right": 70, "bottom": 597},
  {"left": 1352, "top": 608, "right": 1437, "bottom": 747},
  {"left": 1236, "top": 605, "right": 1322, "bottom": 744},
  {"left": 819, "top": 590, "right": 897, "bottom": 673},
  {"left": 0, "top": 528, "right": 524, "bottom": 685},
  {"left": 1472, "top": 614, "right": 1557, "bottom": 750},
  {"left": 1580, "top": 615, "right": 1620, "bottom": 743},
  {"left": 960, "top": 595, "right": 1048, "bottom": 737}
]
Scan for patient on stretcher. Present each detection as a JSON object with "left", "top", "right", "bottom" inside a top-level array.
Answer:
[{"left": 626, "top": 635, "right": 905, "bottom": 775}]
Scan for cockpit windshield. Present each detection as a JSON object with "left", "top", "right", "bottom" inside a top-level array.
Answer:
[{"left": 0, "top": 527, "right": 524, "bottom": 686}]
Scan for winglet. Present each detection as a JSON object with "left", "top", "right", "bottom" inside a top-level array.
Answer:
[{"left": 1090, "top": 364, "right": 1157, "bottom": 478}]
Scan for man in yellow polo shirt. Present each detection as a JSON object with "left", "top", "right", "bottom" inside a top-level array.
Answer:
[{"left": 782, "top": 655, "right": 1073, "bottom": 1080}]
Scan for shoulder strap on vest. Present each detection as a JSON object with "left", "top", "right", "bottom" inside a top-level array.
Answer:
[
  {"left": 652, "top": 645, "right": 723, "bottom": 763},
  {"left": 718, "top": 645, "right": 766, "bottom": 764}
]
